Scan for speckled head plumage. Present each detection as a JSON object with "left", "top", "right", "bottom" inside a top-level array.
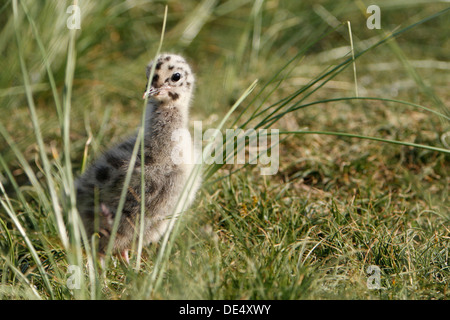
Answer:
[{"left": 144, "top": 53, "right": 195, "bottom": 106}]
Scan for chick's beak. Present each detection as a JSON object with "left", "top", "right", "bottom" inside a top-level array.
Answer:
[{"left": 143, "top": 84, "right": 172, "bottom": 99}]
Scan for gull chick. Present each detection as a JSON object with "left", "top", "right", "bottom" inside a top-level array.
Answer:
[{"left": 75, "top": 53, "right": 200, "bottom": 263}]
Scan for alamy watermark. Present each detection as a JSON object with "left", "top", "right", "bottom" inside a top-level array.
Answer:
[
  {"left": 366, "top": 5, "right": 381, "bottom": 29},
  {"left": 66, "top": 3, "right": 382, "bottom": 31},
  {"left": 366, "top": 265, "right": 385, "bottom": 290},
  {"left": 66, "top": 265, "right": 81, "bottom": 290},
  {"left": 66, "top": 5, "right": 81, "bottom": 30}
]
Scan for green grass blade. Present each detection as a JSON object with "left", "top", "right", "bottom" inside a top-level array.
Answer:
[
  {"left": 202, "top": 80, "right": 259, "bottom": 181},
  {"left": 262, "top": 97, "right": 450, "bottom": 128},
  {"left": 1, "top": 259, "right": 43, "bottom": 300},
  {"left": 102, "top": 128, "right": 144, "bottom": 268},
  {"left": 20, "top": 1, "right": 63, "bottom": 128},
  {"left": 143, "top": 79, "right": 258, "bottom": 296},
  {"left": 11, "top": 0, "right": 69, "bottom": 249},
  {"left": 135, "top": 5, "right": 169, "bottom": 272},
  {"left": 0, "top": 181, "right": 54, "bottom": 299},
  {"left": 277, "top": 130, "right": 450, "bottom": 154}
]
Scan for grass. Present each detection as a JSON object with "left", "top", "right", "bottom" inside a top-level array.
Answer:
[{"left": 0, "top": 0, "right": 449, "bottom": 300}]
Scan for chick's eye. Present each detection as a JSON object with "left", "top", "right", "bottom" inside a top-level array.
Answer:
[{"left": 171, "top": 72, "right": 181, "bottom": 82}]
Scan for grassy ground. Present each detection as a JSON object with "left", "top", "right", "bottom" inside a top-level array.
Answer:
[{"left": 0, "top": 0, "right": 449, "bottom": 299}]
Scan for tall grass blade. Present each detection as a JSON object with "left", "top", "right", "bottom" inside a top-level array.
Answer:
[
  {"left": 143, "top": 79, "right": 258, "bottom": 296},
  {"left": 277, "top": 130, "right": 450, "bottom": 154},
  {"left": 0, "top": 181, "right": 54, "bottom": 299},
  {"left": 135, "top": 5, "right": 169, "bottom": 272},
  {"left": 11, "top": 0, "right": 69, "bottom": 250},
  {"left": 347, "top": 21, "right": 358, "bottom": 97}
]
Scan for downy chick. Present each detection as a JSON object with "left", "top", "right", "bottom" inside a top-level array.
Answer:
[{"left": 75, "top": 53, "right": 200, "bottom": 263}]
